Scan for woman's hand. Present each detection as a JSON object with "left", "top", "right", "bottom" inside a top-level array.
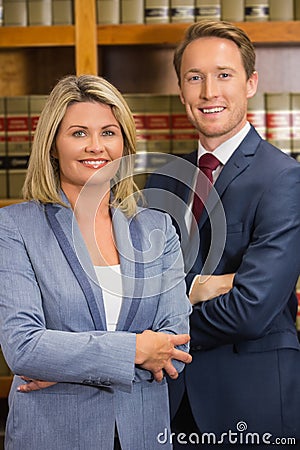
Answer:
[
  {"left": 189, "top": 274, "right": 235, "bottom": 305},
  {"left": 17, "top": 376, "right": 57, "bottom": 393},
  {"left": 135, "top": 330, "right": 192, "bottom": 383}
]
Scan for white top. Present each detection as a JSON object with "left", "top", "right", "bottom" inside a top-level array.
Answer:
[{"left": 94, "top": 264, "right": 123, "bottom": 331}]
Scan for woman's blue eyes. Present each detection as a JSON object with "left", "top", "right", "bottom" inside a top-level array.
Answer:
[{"left": 73, "top": 130, "right": 114, "bottom": 137}]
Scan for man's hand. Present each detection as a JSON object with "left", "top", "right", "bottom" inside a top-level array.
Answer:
[
  {"left": 189, "top": 274, "right": 235, "bottom": 305},
  {"left": 135, "top": 330, "right": 192, "bottom": 383}
]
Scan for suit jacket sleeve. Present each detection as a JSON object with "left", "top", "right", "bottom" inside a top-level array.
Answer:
[{"left": 190, "top": 164, "right": 300, "bottom": 349}]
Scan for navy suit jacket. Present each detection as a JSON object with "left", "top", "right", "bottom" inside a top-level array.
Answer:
[{"left": 145, "top": 126, "right": 300, "bottom": 440}]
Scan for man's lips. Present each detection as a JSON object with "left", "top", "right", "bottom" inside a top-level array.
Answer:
[{"left": 80, "top": 159, "right": 109, "bottom": 169}]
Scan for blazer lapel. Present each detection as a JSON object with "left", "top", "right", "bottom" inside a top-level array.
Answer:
[
  {"left": 45, "top": 203, "right": 106, "bottom": 331},
  {"left": 112, "top": 208, "right": 144, "bottom": 331},
  {"left": 198, "top": 126, "right": 260, "bottom": 229}
]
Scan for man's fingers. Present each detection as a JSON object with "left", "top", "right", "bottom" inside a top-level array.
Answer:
[
  {"left": 171, "top": 348, "right": 192, "bottom": 364},
  {"left": 169, "top": 333, "right": 190, "bottom": 346}
]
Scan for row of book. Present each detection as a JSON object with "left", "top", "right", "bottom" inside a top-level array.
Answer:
[
  {"left": 0, "top": 0, "right": 300, "bottom": 27},
  {"left": 0, "top": 92, "right": 299, "bottom": 198}
]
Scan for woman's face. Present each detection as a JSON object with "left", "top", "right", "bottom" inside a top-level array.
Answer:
[{"left": 54, "top": 101, "right": 124, "bottom": 198}]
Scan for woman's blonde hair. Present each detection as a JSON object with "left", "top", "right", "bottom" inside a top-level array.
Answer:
[{"left": 23, "top": 74, "right": 140, "bottom": 216}]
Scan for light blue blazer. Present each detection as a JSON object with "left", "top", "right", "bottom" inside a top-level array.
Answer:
[{"left": 0, "top": 199, "right": 191, "bottom": 450}]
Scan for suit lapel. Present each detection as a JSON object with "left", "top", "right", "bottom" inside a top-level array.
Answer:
[
  {"left": 112, "top": 209, "right": 144, "bottom": 331},
  {"left": 198, "top": 126, "right": 260, "bottom": 229},
  {"left": 45, "top": 203, "right": 106, "bottom": 331}
]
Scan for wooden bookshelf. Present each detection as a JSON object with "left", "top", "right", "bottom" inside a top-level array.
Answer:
[
  {"left": 0, "top": 200, "right": 23, "bottom": 208},
  {"left": 96, "top": 21, "right": 300, "bottom": 46}
]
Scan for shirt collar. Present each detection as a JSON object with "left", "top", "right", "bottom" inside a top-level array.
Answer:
[{"left": 197, "top": 122, "right": 251, "bottom": 165}]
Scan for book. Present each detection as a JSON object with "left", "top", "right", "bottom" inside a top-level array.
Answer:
[
  {"left": 170, "top": 94, "right": 198, "bottom": 155},
  {"left": 96, "top": 0, "right": 120, "bottom": 24},
  {"left": 221, "top": 0, "right": 244, "bottom": 21},
  {"left": 269, "top": 0, "right": 293, "bottom": 21},
  {"left": 295, "top": 0, "right": 300, "bottom": 20},
  {"left": 145, "top": 0, "right": 170, "bottom": 23},
  {"left": 5, "top": 96, "right": 30, "bottom": 198},
  {"left": 28, "top": 0, "right": 52, "bottom": 25},
  {"left": 265, "top": 92, "right": 291, "bottom": 155},
  {"left": 247, "top": 92, "right": 266, "bottom": 140},
  {"left": 195, "top": 0, "right": 221, "bottom": 20},
  {"left": 245, "top": 0, "right": 269, "bottom": 21},
  {"left": 291, "top": 93, "right": 300, "bottom": 160},
  {"left": 52, "top": 0, "right": 73, "bottom": 25},
  {"left": 0, "top": 97, "right": 7, "bottom": 199},
  {"left": 29, "top": 95, "right": 48, "bottom": 144},
  {"left": 170, "top": 0, "right": 195, "bottom": 23},
  {"left": 121, "top": 0, "right": 144, "bottom": 23},
  {"left": 144, "top": 94, "right": 171, "bottom": 153},
  {"left": 123, "top": 93, "right": 148, "bottom": 153},
  {"left": 3, "top": 0, "right": 27, "bottom": 26}
]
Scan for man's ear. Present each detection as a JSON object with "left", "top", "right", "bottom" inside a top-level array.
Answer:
[{"left": 246, "top": 71, "right": 258, "bottom": 99}]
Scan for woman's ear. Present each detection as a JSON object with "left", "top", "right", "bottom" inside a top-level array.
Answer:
[{"left": 51, "top": 143, "right": 58, "bottom": 159}]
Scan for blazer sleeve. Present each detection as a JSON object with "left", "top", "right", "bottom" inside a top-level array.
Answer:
[
  {"left": 0, "top": 207, "right": 137, "bottom": 393},
  {"left": 190, "top": 164, "right": 300, "bottom": 349}
]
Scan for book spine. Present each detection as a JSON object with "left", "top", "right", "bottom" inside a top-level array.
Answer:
[
  {"left": 221, "top": 0, "right": 244, "bottom": 21},
  {"left": 0, "top": 0, "right": 3, "bottom": 26},
  {"left": 0, "top": 97, "right": 7, "bottom": 199},
  {"left": 265, "top": 92, "right": 291, "bottom": 155},
  {"left": 5, "top": 96, "right": 30, "bottom": 198},
  {"left": 29, "top": 95, "right": 48, "bottom": 144},
  {"left": 96, "top": 0, "right": 120, "bottom": 24},
  {"left": 121, "top": 0, "right": 144, "bottom": 23},
  {"left": 245, "top": 0, "right": 269, "bottom": 21},
  {"left": 247, "top": 92, "right": 266, "bottom": 140},
  {"left": 195, "top": 0, "right": 221, "bottom": 20},
  {"left": 145, "top": 94, "right": 171, "bottom": 154},
  {"left": 123, "top": 93, "right": 148, "bottom": 153},
  {"left": 269, "top": 0, "right": 294, "bottom": 21},
  {"left": 145, "top": 0, "right": 170, "bottom": 23},
  {"left": 291, "top": 93, "right": 300, "bottom": 160},
  {"left": 3, "top": 0, "right": 27, "bottom": 26},
  {"left": 170, "top": 94, "right": 198, "bottom": 155},
  {"left": 28, "top": 0, "right": 52, "bottom": 26},
  {"left": 170, "top": 0, "right": 195, "bottom": 23},
  {"left": 295, "top": 0, "right": 300, "bottom": 20},
  {"left": 52, "top": 0, "right": 73, "bottom": 25}
]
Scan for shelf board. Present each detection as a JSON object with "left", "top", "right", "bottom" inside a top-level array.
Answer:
[
  {"left": 0, "top": 25, "right": 75, "bottom": 48},
  {"left": 0, "top": 376, "right": 12, "bottom": 399},
  {"left": 97, "top": 21, "right": 300, "bottom": 45},
  {"left": 0, "top": 199, "right": 23, "bottom": 208}
]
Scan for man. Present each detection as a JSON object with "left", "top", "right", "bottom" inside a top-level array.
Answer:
[{"left": 145, "top": 20, "right": 300, "bottom": 448}]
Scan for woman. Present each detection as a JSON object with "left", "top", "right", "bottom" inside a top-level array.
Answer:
[{"left": 0, "top": 75, "right": 192, "bottom": 450}]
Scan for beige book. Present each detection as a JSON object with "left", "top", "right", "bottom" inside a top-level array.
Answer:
[
  {"left": 221, "top": 0, "right": 244, "bottom": 21},
  {"left": 52, "top": 0, "right": 73, "bottom": 25},
  {"left": 170, "top": 94, "right": 198, "bottom": 155},
  {"left": 145, "top": 0, "right": 170, "bottom": 23},
  {"left": 170, "top": 0, "right": 195, "bottom": 23},
  {"left": 97, "top": 0, "right": 120, "bottom": 24},
  {"left": 8, "top": 154, "right": 29, "bottom": 198},
  {"left": 295, "top": 0, "right": 300, "bottom": 20},
  {"left": 144, "top": 94, "right": 171, "bottom": 153},
  {"left": 247, "top": 92, "right": 266, "bottom": 139},
  {"left": 123, "top": 93, "right": 148, "bottom": 153},
  {"left": 121, "top": 0, "right": 144, "bottom": 23},
  {"left": 28, "top": 0, "right": 52, "bottom": 25},
  {"left": 29, "top": 95, "right": 48, "bottom": 144},
  {"left": 266, "top": 92, "right": 291, "bottom": 155},
  {"left": 195, "top": 0, "right": 221, "bottom": 20},
  {"left": 269, "top": 0, "right": 293, "bottom": 21},
  {"left": 245, "top": 0, "right": 269, "bottom": 21},
  {"left": 3, "top": 0, "right": 27, "bottom": 26},
  {"left": 291, "top": 93, "right": 300, "bottom": 157},
  {"left": 0, "top": 0, "right": 3, "bottom": 26}
]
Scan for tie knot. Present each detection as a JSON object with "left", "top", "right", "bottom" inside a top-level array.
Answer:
[{"left": 198, "top": 153, "right": 220, "bottom": 171}]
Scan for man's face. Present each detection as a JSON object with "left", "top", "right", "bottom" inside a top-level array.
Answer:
[{"left": 179, "top": 36, "right": 258, "bottom": 150}]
